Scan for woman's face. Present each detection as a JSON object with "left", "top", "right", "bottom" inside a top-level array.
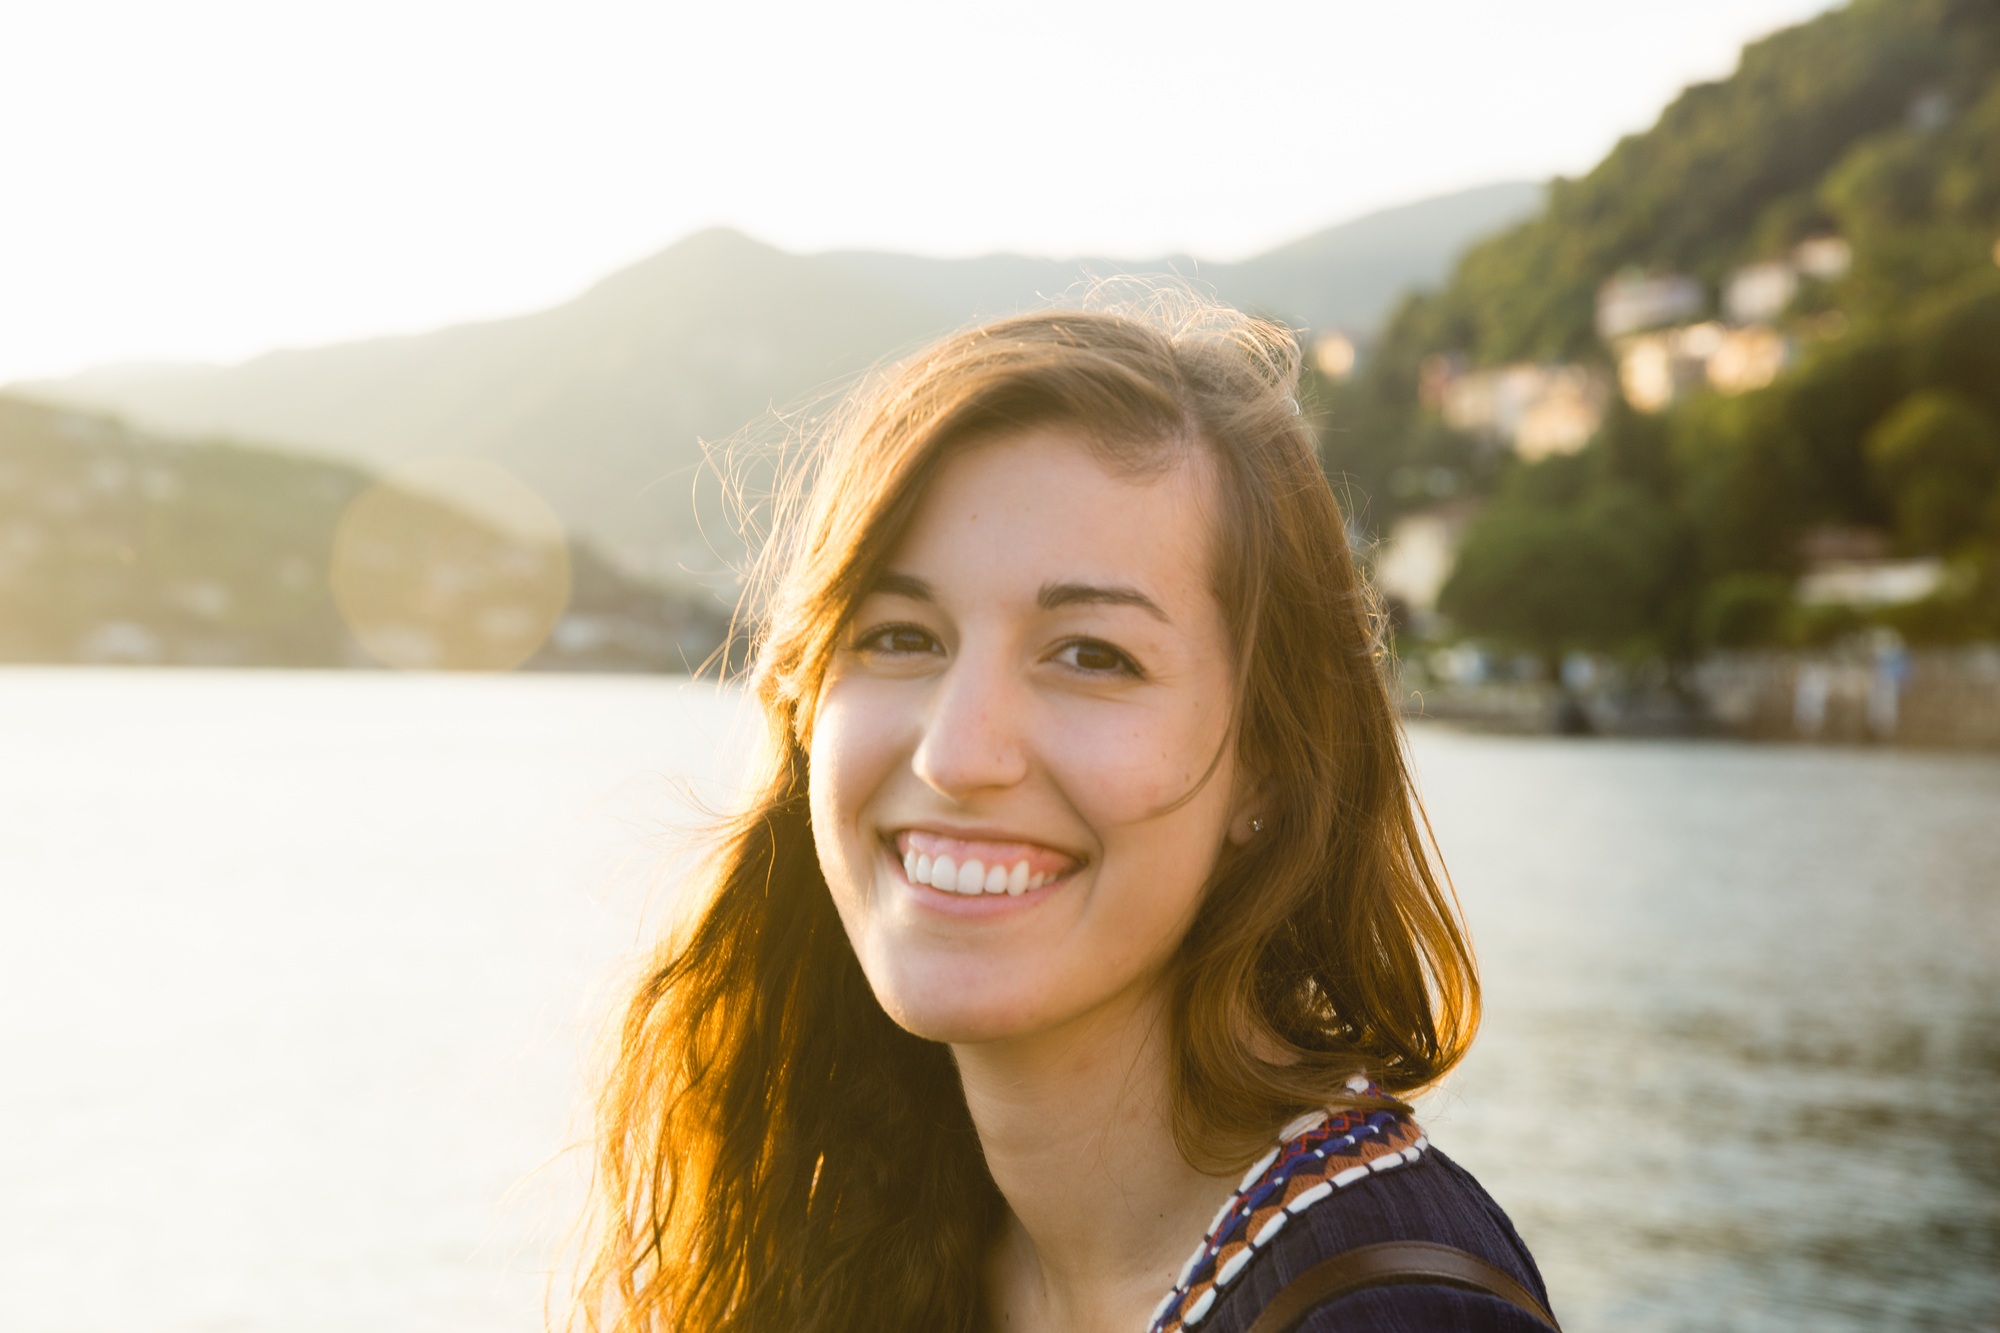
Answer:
[{"left": 808, "top": 427, "right": 1252, "bottom": 1046}]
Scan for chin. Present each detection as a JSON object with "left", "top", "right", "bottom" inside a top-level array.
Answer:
[{"left": 866, "top": 959, "right": 1055, "bottom": 1046}]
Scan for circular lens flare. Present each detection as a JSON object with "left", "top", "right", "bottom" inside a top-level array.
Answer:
[{"left": 330, "top": 458, "right": 570, "bottom": 671}]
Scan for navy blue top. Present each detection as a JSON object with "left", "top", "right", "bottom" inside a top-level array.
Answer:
[{"left": 1197, "top": 1148, "right": 1554, "bottom": 1332}]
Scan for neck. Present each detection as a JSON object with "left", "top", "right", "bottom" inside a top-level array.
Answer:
[{"left": 957, "top": 982, "right": 1236, "bottom": 1333}]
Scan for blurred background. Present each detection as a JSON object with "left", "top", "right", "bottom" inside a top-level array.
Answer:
[{"left": 1, "top": 1, "right": 1995, "bottom": 1329}]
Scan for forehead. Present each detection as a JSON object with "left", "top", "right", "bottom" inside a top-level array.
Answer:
[{"left": 882, "top": 426, "right": 1221, "bottom": 606}]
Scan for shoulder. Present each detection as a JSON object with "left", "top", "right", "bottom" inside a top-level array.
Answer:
[
  {"left": 1213, "top": 1150, "right": 1553, "bottom": 1333},
  {"left": 1149, "top": 1104, "right": 1552, "bottom": 1333}
]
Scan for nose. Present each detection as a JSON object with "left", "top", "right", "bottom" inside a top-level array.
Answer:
[{"left": 910, "top": 647, "right": 1031, "bottom": 799}]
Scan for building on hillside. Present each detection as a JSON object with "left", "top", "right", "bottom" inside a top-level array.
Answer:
[
  {"left": 1793, "top": 235, "right": 1852, "bottom": 281},
  {"left": 1596, "top": 270, "right": 1705, "bottom": 340},
  {"left": 1617, "top": 323, "right": 1721, "bottom": 412},
  {"left": 1432, "top": 361, "right": 1609, "bottom": 457},
  {"left": 1515, "top": 371, "right": 1610, "bottom": 459},
  {"left": 1794, "top": 526, "right": 1945, "bottom": 610},
  {"left": 1797, "top": 559, "right": 1946, "bottom": 608},
  {"left": 1706, "top": 324, "right": 1792, "bottom": 395},
  {"left": 1617, "top": 321, "right": 1792, "bottom": 411},
  {"left": 1438, "top": 364, "right": 1544, "bottom": 440},
  {"left": 1371, "top": 500, "right": 1482, "bottom": 631},
  {"left": 1608, "top": 237, "right": 1843, "bottom": 410},
  {"left": 1721, "top": 237, "right": 1850, "bottom": 324},
  {"left": 1724, "top": 261, "right": 1799, "bottom": 324}
]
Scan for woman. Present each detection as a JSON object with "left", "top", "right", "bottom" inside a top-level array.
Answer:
[{"left": 576, "top": 294, "right": 1556, "bottom": 1332}]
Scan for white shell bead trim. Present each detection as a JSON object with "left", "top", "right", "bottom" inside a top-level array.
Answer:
[
  {"left": 1250, "top": 1212, "right": 1289, "bottom": 1247},
  {"left": 1153, "top": 1123, "right": 1431, "bottom": 1332},
  {"left": 1285, "top": 1180, "right": 1334, "bottom": 1214}
]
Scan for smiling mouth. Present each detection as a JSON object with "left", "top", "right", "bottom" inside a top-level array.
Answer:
[{"left": 891, "top": 829, "right": 1081, "bottom": 897}]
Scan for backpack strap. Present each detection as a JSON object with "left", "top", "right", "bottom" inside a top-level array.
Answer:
[{"left": 1242, "top": 1241, "right": 1562, "bottom": 1333}]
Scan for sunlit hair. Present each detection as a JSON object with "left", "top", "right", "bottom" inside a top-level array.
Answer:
[{"left": 573, "top": 288, "right": 1479, "bottom": 1333}]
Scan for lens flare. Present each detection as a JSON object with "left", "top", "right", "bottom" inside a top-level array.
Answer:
[{"left": 329, "top": 458, "right": 570, "bottom": 671}]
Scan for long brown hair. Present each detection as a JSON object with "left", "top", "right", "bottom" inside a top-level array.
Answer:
[{"left": 573, "top": 291, "right": 1479, "bottom": 1333}]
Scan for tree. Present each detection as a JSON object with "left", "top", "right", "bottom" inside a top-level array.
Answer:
[
  {"left": 1865, "top": 390, "right": 2000, "bottom": 552},
  {"left": 1438, "top": 472, "right": 1679, "bottom": 664}
]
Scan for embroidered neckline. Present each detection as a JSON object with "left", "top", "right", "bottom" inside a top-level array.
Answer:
[{"left": 1144, "top": 1077, "right": 1429, "bottom": 1333}]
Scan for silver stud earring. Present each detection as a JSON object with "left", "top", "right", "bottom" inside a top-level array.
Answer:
[{"left": 1249, "top": 817, "right": 1264, "bottom": 835}]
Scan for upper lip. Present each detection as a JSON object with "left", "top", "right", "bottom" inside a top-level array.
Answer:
[{"left": 884, "top": 822, "right": 1087, "bottom": 861}]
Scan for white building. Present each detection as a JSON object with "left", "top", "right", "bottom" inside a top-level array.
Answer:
[
  {"left": 1706, "top": 325, "right": 1791, "bottom": 396},
  {"left": 1515, "top": 372, "right": 1611, "bottom": 459},
  {"left": 1797, "top": 559, "right": 1946, "bottom": 608},
  {"left": 1373, "top": 501, "right": 1482, "bottom": 622},
  {"left": 1597, "top": 271, "right": 1705, "bottom": 340},
  {"left": 1617, "top": 322, "right": 1792, "bottom": 412},
  {"left": 1724, "top": 261, "right": 1799, "bottom": 324},
  {"left": 1438, "top": 363, "right": 1608, "bottom": 456},
  {"left": 1793, "top": 235, "right": 1852, "bottom": 281}
]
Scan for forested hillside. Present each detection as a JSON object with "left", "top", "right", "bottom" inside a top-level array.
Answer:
[
  {"left": 1318, "top": 0, "right": 2000, "bottom": 660},
  {"left": 0, "top": 396, "right": 725, "bottom": 669}
]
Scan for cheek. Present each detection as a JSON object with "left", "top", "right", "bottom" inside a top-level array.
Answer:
[
  {"left": 807, "top": 680, "right": 903, "bottom": 882},
  {"left": 1043, "top": 699, "right": 1227, "bottom": 826}
]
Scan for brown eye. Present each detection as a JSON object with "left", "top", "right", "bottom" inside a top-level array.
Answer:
[
  {"left": 1057, "top": 638, "right": 1140, "bottom": 677},
  {"left": 859, "top": 623, "right": 939, "bottom": 656}
]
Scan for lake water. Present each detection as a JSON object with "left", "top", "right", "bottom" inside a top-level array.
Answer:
[{"left": 1, "top": 669, "right": 1994, "bottom": 1332}]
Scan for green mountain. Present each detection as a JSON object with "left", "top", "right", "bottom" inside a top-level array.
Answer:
[
  {"left": 1406, "top": 0, "right": 1999, "bottom": 365},
  {"left": 16, "top": 184, "right": 1540, "bottom": 576},
  {"left": 0, "top": 394, "right": 727, "bottom": 669},
  {"left": 1318, "top": 0, "right": 2000, "bottom": 658}
]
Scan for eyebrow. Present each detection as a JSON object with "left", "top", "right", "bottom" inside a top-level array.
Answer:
[
  {"left": 866, "top": 571, "right": 1171, "bottom": 623},
  {"left": 1037, "top": 580, "right": 1171, "bottom": 623},
  {"left": 869, "top": 570, "right": 936, "bottom": 602}
]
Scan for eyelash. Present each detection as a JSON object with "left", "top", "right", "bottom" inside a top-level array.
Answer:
[
  {"left": 851, "top": 624, "right": 1144, "bottom": 679},
  {"left": 854, "top": 622, "right": 940, "bottom": 657},
  {"left": 1052, "top": 638, "right": 1144, "bottom": 678}
]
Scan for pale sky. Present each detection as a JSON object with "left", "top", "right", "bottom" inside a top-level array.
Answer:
[{"left": 1, "top": 0, "right": 1841, "bottom": 384}]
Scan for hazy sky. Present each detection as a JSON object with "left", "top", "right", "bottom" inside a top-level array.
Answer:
[{"left": 3, "top": 0, "right": 1840, "bottom": 384}]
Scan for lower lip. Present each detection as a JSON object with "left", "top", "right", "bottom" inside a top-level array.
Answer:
[{"left": 885, "top": 844, "right": 1071, "bottom": 915}]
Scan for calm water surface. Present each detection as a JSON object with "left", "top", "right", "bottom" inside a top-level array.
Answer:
[{"left": 0, "top": 669, "right": 1994, "bottom": 1332}]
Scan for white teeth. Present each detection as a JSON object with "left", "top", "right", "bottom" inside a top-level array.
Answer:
[{"left": 905, "top": 844, "right": 1068, "bottom": 897}]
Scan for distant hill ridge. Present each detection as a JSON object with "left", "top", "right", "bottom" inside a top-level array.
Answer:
[{"left": 18, "top": 183, "right": 1541, "bottom": 573}]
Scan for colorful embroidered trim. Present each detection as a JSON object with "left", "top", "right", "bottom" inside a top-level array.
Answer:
[{"left": 1145, "top": 1078, "right": 1429, "bottom": 1333}]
